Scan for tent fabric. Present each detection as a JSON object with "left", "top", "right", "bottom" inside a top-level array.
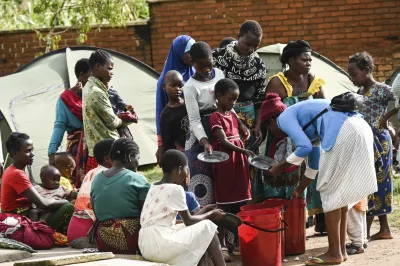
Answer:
[
  {"left": 0, "top": 47, "right": 159, "bottom": 182},
  {"left": 257, "top": 43, "right": 358, "bottom": 99}
]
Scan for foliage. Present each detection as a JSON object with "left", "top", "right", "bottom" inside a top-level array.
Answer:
[{"left": 0, "top": 0, "right": 149, "bottom": 53}]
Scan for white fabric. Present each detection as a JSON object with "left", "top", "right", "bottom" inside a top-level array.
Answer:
[
  {"left": 304, "top": 167, "right": 318, "bottom": 180},
  {"left": 347, "top": 207, "right": 367, "bottom": 246},
  {"left": 392, "top": 74, "right": 400, "bottom": 108},
  {"left": 183, "top": 68, "right": 224, "bottom": 141},
  {"left": 286, "top": 152, "right": 305, "bottom": 166},
  {"left": 317, "top": 116, "right": 377, "bottom": 212},
  {"left": 139, "top": 184, "right": 218, "bottom": 266}
]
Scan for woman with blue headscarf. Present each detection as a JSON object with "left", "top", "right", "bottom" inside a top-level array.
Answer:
[{"left": 155, "top": 35, "right": 195, "bottom": 163}]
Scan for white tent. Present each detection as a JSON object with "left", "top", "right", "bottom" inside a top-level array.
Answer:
[
  {"left": 0, "top": 46, "right": 159, "bottom": 182},
  {"left": 257, "top": 43, "right": 358, "bottom": 99}
]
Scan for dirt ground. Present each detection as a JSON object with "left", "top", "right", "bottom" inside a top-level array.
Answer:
[{"left": 227, "top": 222, "right": 400, "bottom": 266}]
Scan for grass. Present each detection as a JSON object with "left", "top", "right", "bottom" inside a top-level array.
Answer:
[
  {"left": 138, "top": 164, "right": 163, "bottom": 183},
  {"left": 389, "top": 172, "right": 400, "bottom": 227}
]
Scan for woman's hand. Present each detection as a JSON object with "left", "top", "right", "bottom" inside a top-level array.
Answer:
[
  {"left": 239, "top": 123, "right": 250, "bottom": 141},
  {"left": 267, "top": 163, "right": 284, "bottom": 177},
  {"left": 244, "top": 150, "right": 255, "bottom": 158},
  {"left": 254, "top": 125, "right": 263, "bottom": 145},
  {"left": 381, "top": 116, "right": 390, "bottom": 130},
  {"left": 292, "top": 187, "right": 303, "bottom": 199},
  {"left": 200, "top": 138, "right": 213, "bottom": 154},
  {"left": 155, "top": 146, "right": 164, "bottom": 166}
]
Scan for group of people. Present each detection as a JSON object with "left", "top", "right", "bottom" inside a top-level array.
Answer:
[{"left": 0, "top": 18, "right": 398, "bottom": 266}]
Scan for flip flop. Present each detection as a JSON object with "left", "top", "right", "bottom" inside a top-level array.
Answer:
[
  {"left": 305, "top": 257, "right": 342, "bottom": 265},
  {"left": 213, "top": 212, "right": 242, "bottom": 230}
]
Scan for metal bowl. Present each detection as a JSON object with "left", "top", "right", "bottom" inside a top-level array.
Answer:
[
  {"left": 197, "top": 151, "right": 229, "bottom": 163},
  {"left": 248, "top": 155, "right": 278, "bottom": 170}
]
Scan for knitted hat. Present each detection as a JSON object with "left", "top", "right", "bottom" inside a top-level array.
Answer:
[{"left": 260, "top": 93, "right": 287, "bottom": 123}]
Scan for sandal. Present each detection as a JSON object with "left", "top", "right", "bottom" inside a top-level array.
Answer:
[
  {"left": 346, "top": 243, "right": 365, "bottom": 255},
  {"left": 305, "top": 257, "right": 341, "bottom": 265},
  {"left": 222, "top": 248, "right": 232, "bottom": 262}
]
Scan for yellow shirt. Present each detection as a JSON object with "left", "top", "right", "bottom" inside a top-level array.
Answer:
[{"left": 60, "top": 177, "right": 73, "bottom": 191}]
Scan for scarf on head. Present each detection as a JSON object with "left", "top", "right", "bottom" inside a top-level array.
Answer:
[{"left": 60, "top": 89, "right": 83, "bottom": 121}]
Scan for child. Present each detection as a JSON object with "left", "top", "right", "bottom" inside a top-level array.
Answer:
[
  {"left": 210, "top": 78, "right": 253, "bottom": 259},
  {"left": 346, "top": 199, "right": 368, "bottom": 255},
  {"left": 139, "top": 149, "right": 226, "bottom": 266},
  {"left": 160, "top": 70, "right": 188, "bottom": 153},
  {"left": 107, "top": 82, "right": 138, "bottom": 140},
  {"left": 67, "top": 139, "right": 115, "bottom": 249},
  {"left": 176, "top": 191, "right": 200, "bottom": 222},
  {"left": 53, "top": 152, "right": 76, "bottom": 191},
  {"left": 34, "top": 165, "right": 78, "bottom": 222},
  {"left": 183, "top": 41, "right": 225, "bottom": 207}
]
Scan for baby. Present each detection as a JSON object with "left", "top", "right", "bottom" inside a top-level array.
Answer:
[{"left": 33, "top": 165, "right": 77, "bottom": 221}]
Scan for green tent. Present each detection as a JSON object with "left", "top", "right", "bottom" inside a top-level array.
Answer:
[{"left": 0, "top": 46, "right": 159, "bottom": 182}]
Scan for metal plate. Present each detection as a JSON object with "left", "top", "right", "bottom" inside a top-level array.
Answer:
[
  {"left": 197, "top": 151, "right": 229, "bottom": 163},
  {"left": 248, "top": 155, "right": 278, "bottom": 170}
]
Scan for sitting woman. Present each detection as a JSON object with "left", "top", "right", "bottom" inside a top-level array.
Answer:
[
  {"left": 1, "top": 132, "right": 74, "bottom": 235},
  {"left": 90, "top": 138, "right": 150, "bottom": 254},
  {"left": 262, "top": 94, "right": 377, "bottom": 265}
]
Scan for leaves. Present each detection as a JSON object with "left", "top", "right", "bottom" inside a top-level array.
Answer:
[{"left": 0, "top": 0, "right": 149, "bottom": 52}]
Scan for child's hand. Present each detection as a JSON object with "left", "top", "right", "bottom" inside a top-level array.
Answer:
[
  {"left": 204, "top": 143, "right": 213, "bottom": 154},
  {"left": 244, "top": 150, "right": 255, "bottom": 158},
  {"left": 203, "top": 204, "right": 217, "bottom": 212},
  {"left": 291, "top": 188, "right": 303, "bottom": 199},
  {"left": 239, "top": 124, "right": 250, "bottom": 141}
]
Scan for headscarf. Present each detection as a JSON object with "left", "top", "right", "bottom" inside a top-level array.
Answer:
[
  {"left": 260, "top": 93, "right": 287, "bottom": 123},
  {"left": 155, "top": 35, "right": 195, "bottom": 135}
]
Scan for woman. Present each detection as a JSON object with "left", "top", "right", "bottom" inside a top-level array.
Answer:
[
  {"left": 213, "top": 20, "right": 267, "bottom": 203},
  {"left": 265, "top": 40, "right": 326, "bottom": 232},
  {"left": 349, "top": 52, "right": 395, "bottom": 240},
  {"left": 2, "top": 132, "right": 73, "bottom": 235},
  {"left": 48, "top": 58, "right": 90, "bottom": 187},
  {"left": 155, "top": 35, "right": 195, "bottom": 163},
  {"left": 263, "top": 95, "right": 377, "bottom": 265},
  {"left": 90, "top": 138, "right": 150, "bottom": 254}
]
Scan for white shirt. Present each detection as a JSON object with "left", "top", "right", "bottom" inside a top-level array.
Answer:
[{"left": 183, "top": 68, "right": 224, "bottom": 141}]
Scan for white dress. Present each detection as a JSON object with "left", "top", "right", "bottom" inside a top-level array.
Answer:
[{"left": 139, "top": 184, "right": 218, "bottom": 266}]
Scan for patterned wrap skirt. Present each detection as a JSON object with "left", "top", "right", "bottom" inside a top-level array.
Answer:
[
  {"left": 185, "top": 112, "right": 214, "bottom": 206},
  {"left": 92, "top": 218, "right": 141, "bottom": 254},
  {"left": 367, "top": 129, "right": 393, "bottom": 216}
]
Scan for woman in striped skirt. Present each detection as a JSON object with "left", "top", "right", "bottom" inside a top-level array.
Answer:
[{"left": 262, "top": 94, "right": 377, "bottom": 265}]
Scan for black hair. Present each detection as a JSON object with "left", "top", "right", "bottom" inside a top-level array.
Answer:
[
  {"left": 239, "top": 20, "right": 263, "bottom": 38},
  {"left": 214, "top": 78, "right": 239, "bottom": 97},
  {"left": 74, "top": 58, "right": 90, "bottom": 78},
  {"left": 109, "top": 138, "right": 140, "bottom": 163},
  {"left": 40, "top": 165, "right": 58, "bottom": 177},
  {"left": 6, "top": 132, "right": 30, "bottom": 155},
  {"left": 89, "top": 49, "right": 113, "bottom": 70},
  {"left": 280, "top": 40, "right": 312, "bottom": 68},
  {"left": 190, "top": 41, "right": 212, "bottom": 62},
  {"left": 160, "top": 149, "right": 188, "bottom": 174},
  {"left": 93, "top": 139, "right": 115, "bottom": 165},
  {"left": 52, "top": 152, "right": 74, "bottom": 166},
  {"left": 349, "top": 52, "right": 374, "bottom": 72},
  {"left": 219, "top": 37, "right": 236, "bottom": 48}
]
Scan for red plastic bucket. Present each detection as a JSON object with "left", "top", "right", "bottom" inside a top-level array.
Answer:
[
  {"left": 238, "top": 205, "right": 287, "bottom": 266},
  {"left": 265, "top": 198, "right": 306, "bottom": 255}
]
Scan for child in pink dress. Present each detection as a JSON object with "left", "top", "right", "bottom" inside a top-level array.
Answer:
[{"left": 209, "top": 78, "right": 253, "bottom": 257}]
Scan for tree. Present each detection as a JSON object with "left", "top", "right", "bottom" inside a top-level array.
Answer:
[{"left": 0, "top": 0, "right": 149, "bottom": 53}]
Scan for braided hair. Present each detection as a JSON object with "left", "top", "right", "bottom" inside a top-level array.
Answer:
[
  {"left": 89, "top": 49, "right": 113, "bottom": 70},
  {"left": 109, "top": 138, "right": 140, "bottom": 163},
  {"left": 160, "top": 149, "right": 188, "bottom": 174},
  {"left": 348, "top": 52, "right": 374, "bottom": 72},
  {"left": 6, "top": 132, "right": 30, "bottom": 155},
  {"left": 280, "top": 40, "right": 312, "bottom": 68}
]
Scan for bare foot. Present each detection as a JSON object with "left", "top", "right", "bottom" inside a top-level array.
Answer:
[
  {"left": 305, "top": 253, "right": 343, "bottom": 265},
  {"left": 370, "top": 231, "right": 393, "bottom": 241},
  {"left": 341, "top": 248, "right": 348, "bottom": 262}
]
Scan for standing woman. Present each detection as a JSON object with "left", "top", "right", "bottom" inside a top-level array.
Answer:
[
  {"left": 155, "top": 35, "right": 195, "bottom": 163},
  {"left": 213, "top": 20, "right": 267, "bottom": 203},
  {"left": 48, "top": 59, "right": 90, "bottom": 186},
  {"left": 349, "top": 52, "right": 395, "bottom": 240},
  {"left": 264, "top": 40, "right": 326, "bottom": 231}
]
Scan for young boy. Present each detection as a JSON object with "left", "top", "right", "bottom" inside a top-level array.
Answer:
[
  {"left": 160, "top": 70, "right": 188, "bottom": 153},
  {"left": 33, "top": 165, "right": 78, "bottom": 221}
]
